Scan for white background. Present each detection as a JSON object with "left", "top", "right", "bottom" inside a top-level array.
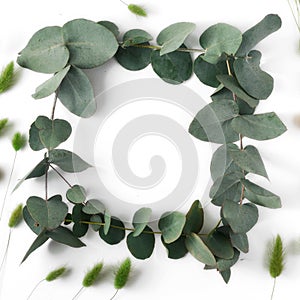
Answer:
[{"left": 1, "top": 0, "right": 300, "bottom": 299}]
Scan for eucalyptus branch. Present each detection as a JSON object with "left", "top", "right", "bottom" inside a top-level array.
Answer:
[
  {"left": 49, "top": 164, "right": 73, "bottom": 188},
  {"left": 51, "top": 91, "right": 58, "bottom": 120},
  {"left": 130, "top": 43, "right": 205, "bottom": 54}
]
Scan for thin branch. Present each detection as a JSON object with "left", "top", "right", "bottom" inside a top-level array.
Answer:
[
  {"left": 49, "top": 164, "right": 72, "bottom": 188},
  {"left": 0, "top": 229, "right": 11, "bottom": 273},
  {"left": 51, "top": 91, "right": 58, "bottom": 121},
  {"left": 26, "top": 279, "right": 45, "bottom": 300}
]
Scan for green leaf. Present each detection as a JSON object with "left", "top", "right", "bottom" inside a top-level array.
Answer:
[
  {"left": 103, "top": 211, "right": 111, "bottom": 235},
  {"left": 99, "top": 217, "right": 125, "bottom": 245},
  {"left": 227, "top": 143, "right": 268, "bottom": 179},
  {"left": 29, "top": 122, "right": 45, "bottom": 151},
  {"left": 82, "top": 199, "right": 105, "bottom": 214},
  {"left": 212, "top": 182, "right": 242, "bottom": 206},
  {"left": 242, "top": 179, "right": 281, "bottom": 209},
  {"left": 157, "top": 22, "right": 196, "bottom": 55},
  {"left": 32, "top": 66, "right": 70, "bottom": 99},
  {"left": 73, "top": 222, "right": 89, "bottom": 238},
  {"left": 220, "top": 269, "right": 231, "bottom": 283},
  {"left": 158, "top": 211, "right": 186, "bottom": 244},
  {"left": 57, "top": 66, "right": 96, "bottom": 118},
  {"left": 115, "top": 43, "right": 152, "bottom": 71},
  {"left": 21, "top": 230, "right": 49, "bottom": 263},
  {"left": 183, "top": 200, "right": 204, "bottom": 234},
  {"left": 23, "top": 206, "right": 43, "bottom": 235},
  {"left": 49, "top": 149, "right": 91, "bottom": 173},
  {"left": 236, "top": 14, "right": 282, "bottom": 56},
  {"left": 63, "top": 18, "right": 118, "bottom": 68},
  {"left": 90, "top": 215, "right": 102, "bottom": 231},
  {"left": 126, "top": 225, "right": 155, "bottom": 259},
  {"left": 233, "top": 53, "right": 273, "bottom": 100},
  {"left": 26, "top": 195, "right": 68, "bottom": 230},
  {"left": 222, "top": 200, "right": 258, "bottom": 233},
  {"left": 161, "top": 236, "right": 188, "bottom": 259},
  {"left": 17, "top": 26, "right": 69, "bottom": 74},
  {"left": 216, "top": 248, "right": 240, "bottom": 272},
  {"left": 97, "top": 21, "right": 119, "bottom": 38},
  {"left": 194, "top": 56, "right": 227, "bottom": 88},
  {"left": 132, "top": 207, "right": 152, "bottom": 237},
  {"left": 229, "top": 230, "right": 249, "bottom": 253},
  {"left": 122, "top": 29, "right": 152, "bottom": 47},
  {"left": 70, "top": 204, "right": 89, "bottom": 237},
  {"left": 33, "top": 116, "right": 72, "bottom": 150},
  {"left": 185, "top": 233, "right": 216, "bottom": 266},
  {"left": 151, "top": 45, "right": 192, "bottom": 84},
  {"left": 66, "top": 185, "right": 86, "bottom": 204},
  {"left": 209, "top": 171, "right": 244, "bottom": 198},
  {"left": 231, "top": 113, "right": 287, "bottom": 141},
  {"left": 46, "top": 226, "right": 86, "bottom": 247},
  {"left": 200, "top": 23, "right": 242, "bottom": 64},
  {"left": 216, "top": 75, "right": 259, "bottom": 108},
  {"left": 202, "top": 231, "right": 234, "bottom": 259}
]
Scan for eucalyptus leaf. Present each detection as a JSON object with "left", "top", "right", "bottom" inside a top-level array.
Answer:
[
  {"left": 216, "top": 75, "right": 259, "bottom": 108},
  {"left": 183, "top": 200, "right": 204, "bottom": 234},
  {"left": 212, "top": 182, "right": 242, "bottom": 206},
  {"left": 63, "top": 18, "right": 118, "bottom": 68},
  {"left": 216, "top": 248, "right": 240, "bottom": 272},
  {"left": 90, "top": 214, "right": 102, "bottom": 231},
  {"left": 158, "top": 211, "right": 186, "bottom": 244},
  {"left": 103, "top": 211, "right": 111, "bottom": 235},
  {"left": 132, "top": 207, "right": 152, "bottom": 237},
  {"left": 23, "top": 206, "right": 43, "bottom": 235},
  {"left": 242, "top": 179, "right": 281, "bottom": 208},
  {"left": 127, "top": 225, "right": 155, "bottom": 259},
  {"left": 185, "top": 233, "right": 216, "bottom": 266},
  {"left": 32, "top": 66, "right": 70, "bottom": 99},
  {"left": 57, "top": 66, "right": 96, "bottom": 118},
  {"left": 66, "top": 185, "right": 86, "bottom": 204},
  {"left": 82, "top": 199, "right": 105, "bottom": 214},
  {"left": 236, "top": 14, "right": 282, "bottom": 56},
  {"left": 161, "top": 236, "right": 188, "bottom": 259},
  {"left": 122, "top": 29, "right": 152, "bottom": 47},
  {"left": 231, "top": 113, "right": 287, "bottom": 141},
  {"left": 227, "top": 143, "right": 268, "bottom": 179},
  {"left": 29, "top": 122, "right": 45, "bottom": 151},
  {"left": 97, "top": 21, "right": 119, "bottom": 38},
  {"left": 99, "top": 217, "right": 125, "bottom": 245},
  {"left": 49, "top": 149, "right": 91, "bottom": 173},
  {"left": 222, "top": 200, "right": 258, "bottom": 233},
  {"left": 200, "top": 23, "right": 242, "bottom": 64},
  {"left": 220, "top": 269, "right": 231, "bottom": 284},
  {"left": 151, "top": 45, "right": 192, "bottom": 84},
  {"left": 73, "top": 222, "right": 89, "bottom": 238},
  {"left": 157, "top": 22, "right": 196, "bottom": 55},
  {"left": 46, "top": 226, "right": 86, "bottom": 247},
  {"left": 229, "top": 230, "right": 249, "bottom": 253},
  {"left": 17, "top": 26, "right": 69, "bottom": 74}
]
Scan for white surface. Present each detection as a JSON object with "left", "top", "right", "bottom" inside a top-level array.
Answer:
[{"left": 0, "top": 0, "right": 300, "bottom": 299}]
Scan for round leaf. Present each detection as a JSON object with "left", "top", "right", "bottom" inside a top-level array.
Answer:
[
  {"left": 63, "top": 19, "right": 118, "bottom": 68},
  {"left": 90, "top": 214, "right": 102, "bottom": 231},
  {"left": 99, "top": 217, "right": 125, "bottom": 245},
  {"left": 132, "top": 207, "right": 152, "bottom": 237},
  {"left": 66, "top": 185, "right": 86, "bottom": 204},
  {"left": 122, "top": 29, "right": 152, "bottom": 47},
  {"left": 183, "top": 200, "right": 204, "bottom": 234},
  {"left": 161, "top": 236, "right": 188, "bottom": 259},
  {"left": 17, "top": 26, "right": 69, "bottom": 74},
  {"left": 82, "top": 199, "right": 105, "bottom": 214},
  {"left": 127, "top": 225, "right": 155, "bottom": 259},
  {"left": 97, "top": 21, "right": 119, "bottom": 38}
]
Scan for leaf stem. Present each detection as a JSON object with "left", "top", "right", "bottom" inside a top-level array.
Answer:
[
  {"left": 110, "top": 289, "right": 119, "bottom": 300},
  {"left": 0, "top": 229, "right": 12, "bottom": 274},
  {"left": 45, "top": 167, "right": 48, "bottom": 201},
  {"left": 0, "top": 152, "right": 17, "bottom": 221},
  {"left": 51, "top": 91, "right": 58, "bottom": 121},
  {"left": 72, "top": 286, "right": 84, "bottom": 300},
  {"left": 26, "top": 279, "right": 45, "bottom": 300},
  {"left": 270, "top": 277, "right": 276, "bottom": 300},
  {"left": 49, "top": 164, "right": 73, "bottom": 188}
]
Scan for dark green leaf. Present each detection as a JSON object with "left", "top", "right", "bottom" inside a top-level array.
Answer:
[
  {"left": 122, "top": 29, "right": 152, "bottom": 47},
  {"left": 217, "top": 248, "right": 240, "bottom": 271},
  {"left": 99, "top": 217, "right": 125, "bottom": 245},
  {"left": 26, "top": 195, "right": 68, "bottom": 230},
  {"left": 220, "top": 269, "right": 231, "bottom": 283},
  {"left": 242, "top": 179, "right": 281, "bottom": 208},
  {"left": 185, "top": 233, "right": 216, "bottom": 266},
  {"left": 127, "top": 225, "right": 155, "bottom": 259},
  {"left": 233, "top": 54, "right": 273, "bottom": 100},
  {"left": 236, "top": 14, "right": 282, "bottom": 56},
  {"left": 161, "top": 236, "right": 188, "bottom": 259},
  {"left": 115, "top": 43, "right": 152, "bottom": 71},
  {"left": 103, "top": 211, "right": 111, "bottom": 235},
  {"left": 231, "top": 113, "right": 287, "bottom": 141},
  {"left": 151, "top": 45, "right": 192, "bottom": 84},
  {"left": 63, "top": 18, "right": 118, "bottom": 68},
  {"left": 203, "top": 231, "right": 234, "bottom": 259},
  {"left": 32, "top": 66, "right": 70, "bottom": 99},
  {"left": 21, "top": 230, "right": 49, "bottom": 263},
  {"left": 157, "top": 22, "right": 195, "bottom": 55},
  {"left": 183, "top": 200, "right": 204, "bottom": 234},
  {"left": 216, "top": 75, "right": 259, "bottom": 108},
  {"left": 66, "top": 185, "right": 86, "bottom": 204},
  {"left": 222, "top": 200, "right": 258, "bottom": 233},
  {"left": 46, "top": 226, "right": 86, "bottom": 247},
  {"left": 194, "top": 56, "right": 227, "bottom": 88},
  {"left": 82, "top": 199, "right": 105, "bottom": 214},
  {"left": 33, "top": 116, "right": 72, "bottom": 150},
  {"left": 49, "top": 149, "right": 91, "bottom": 173},
  {"left": 23, "top": 206, "right": 42, "bottom": 235},
  {"left": 29, "top": 122, "right": 45, "bottom": 151},
  {"left": 158, "top": 211, "right": 186, "bottom": 244},
  {"left": 17, "top": 26, "right": 69, "bottom": 74},
  {"left": 72, "top": 222, "right": 89, "bottom": 237},
  {"left": 211, "top": 182, "right": 242, "bottom": 206},
  {"left": 200, "top": 23, "right": 242, "bottom": 64},
  {"left": 132, "top": 207, "right": 152, "bottom": 237},
  {"left": 90, "top": 214, "right": 102, "bottom": 231},
  {"left": 97, "top": 21, "right": 119, "bottom": 38},
  {"left": 229, "top": 230, "right": 249, "bottom": 253},
  {"left": 57, "top": 66, "right": 96, "bottom": 118}
]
